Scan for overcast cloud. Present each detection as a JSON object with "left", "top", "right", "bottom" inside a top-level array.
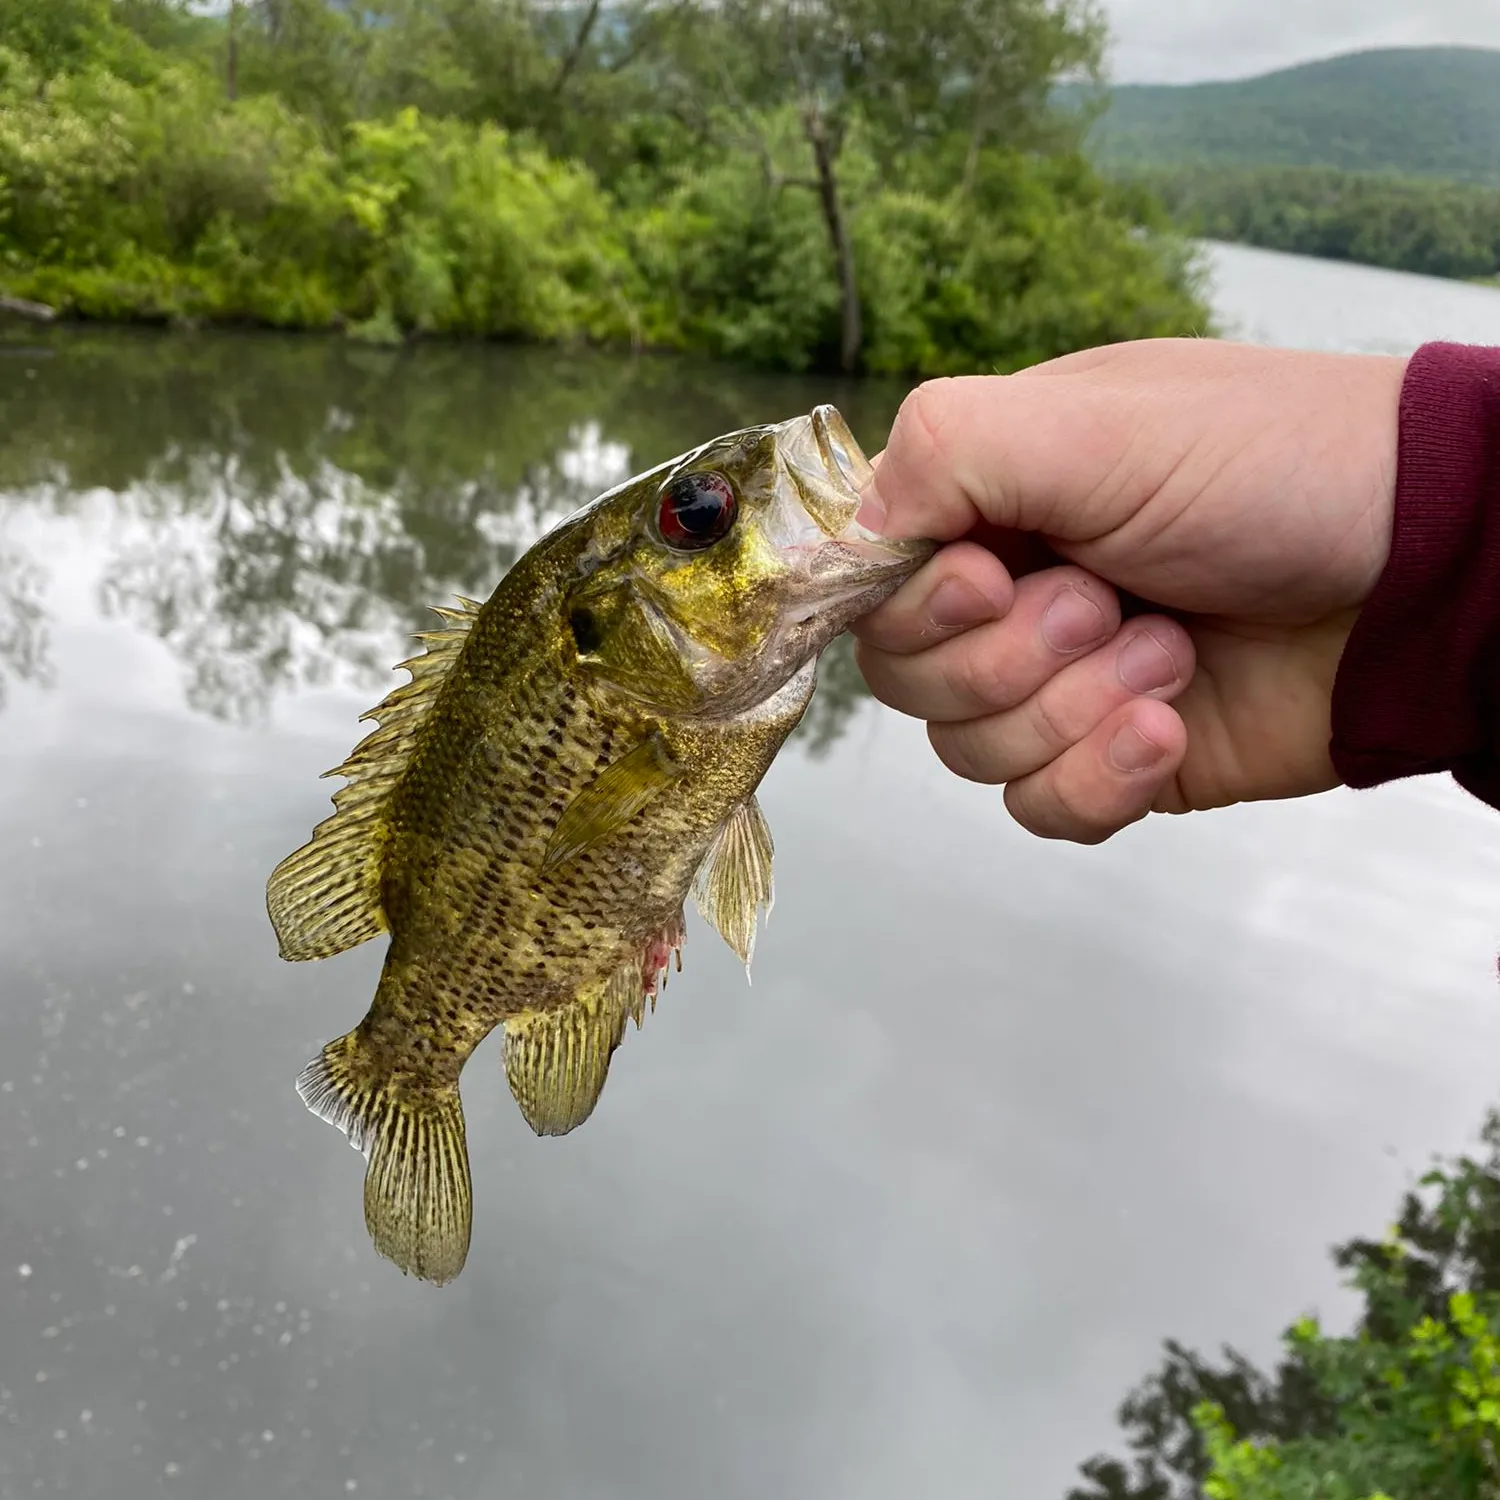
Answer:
[{"left": 1103, "top": 0, "right": 1500, "bottom": 83}]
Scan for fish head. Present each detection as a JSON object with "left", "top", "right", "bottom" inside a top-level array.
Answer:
[{"left": 563, "top": 405, "right": 935, "bottom": 717}]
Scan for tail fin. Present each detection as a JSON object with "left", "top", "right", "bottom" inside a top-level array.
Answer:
[{"left": 297, "top": 1032, "right": 472, "bottom": 1286}]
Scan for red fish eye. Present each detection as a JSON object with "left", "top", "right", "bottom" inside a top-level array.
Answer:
[{"left": 656, "top": 472, "right": 738, "bottom": 551}]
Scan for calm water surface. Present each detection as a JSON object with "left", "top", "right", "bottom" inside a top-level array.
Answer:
[{"left": 4, "top": 251, "right": 1500, "bottom": 1500}]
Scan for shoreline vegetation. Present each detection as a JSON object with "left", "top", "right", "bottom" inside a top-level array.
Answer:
[
  {"left": 0, "top": 0, "right": 1212, "bottom": 377},
  {"left": 1123, "top": 164, "right": 1500, "bottom": 286}
]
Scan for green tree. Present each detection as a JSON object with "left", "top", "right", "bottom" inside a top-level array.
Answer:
[
  {"left": 655, "top": 0, "right": 1106, "bottom": 372},
  {"left": 1070, "top": 1111, "right": 1500, "bottom": 1500},
  {"left": 0, "top": 0, "right": 115, "bottom": 77},
  {"left": 229, "top": 0, "right": 366, "bottom": 125},
  {"left": 1196, "top": 1287, "right": 1500, "bottom": 1499}
]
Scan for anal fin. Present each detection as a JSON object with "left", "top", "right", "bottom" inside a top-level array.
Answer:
[
  {"left": 693, "top": 796, "right": 774, "bottom": 969},
  {"left": 502, "top": 966, "right": 643, "bottom": 1136}
]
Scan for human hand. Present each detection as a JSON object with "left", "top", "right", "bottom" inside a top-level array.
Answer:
[{"left": 851, "top": 338, "right": 1406, "bottom": 842}]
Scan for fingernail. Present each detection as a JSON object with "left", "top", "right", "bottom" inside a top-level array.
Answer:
[
  {"left": 855, "top": 479, "right": 887, "bottom": 534},
  {"left": 1109, "top": 724, "right": 1166, "bottom": 773},
  {"left": 1117, "top": 630, "right": 1178, "bottom": 694},
  {"left": 927, "top": 577, "right": 997, "bottom": 631},
  {"left": 1041, "top": 587, "right": 1107, "bottom": 653}
]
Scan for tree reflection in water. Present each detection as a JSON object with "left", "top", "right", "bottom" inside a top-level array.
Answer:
[
  {"left": 0, "top": 328, "right": 905, "bottom": 741},
  {"left": 0, "top": 542, "right": 53, "bottom": 706}
]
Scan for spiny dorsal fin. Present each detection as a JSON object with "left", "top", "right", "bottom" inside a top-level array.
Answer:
[
  {"left": 693, "top": 796, "right": 774, "bottom": 970},
  {"left": 266, "top": 594, "right": 482, "bottom": 961},
  {"left": 502, "top": 965, "right": 643, "bottom": 1136},
  {"left": 541, "top": 736, "right": 682, "bottom": 875},
  {"left": 297, "top": 1030, "right": 472, "bottom": 1286}
]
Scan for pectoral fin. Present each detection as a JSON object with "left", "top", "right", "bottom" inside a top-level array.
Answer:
[
  {"left": 502, "top": 966, "right": 643, "bottom": 1136},
  {"left": 542, "top": 736, "right": 681, "bottom": 874},
  {"left": 692, "top": 796, "right": 774, "bottom": 968}
]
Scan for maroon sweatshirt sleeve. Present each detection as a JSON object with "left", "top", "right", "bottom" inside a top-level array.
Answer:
[{"left": 1330, "top": 341, "right": 1500, "bottom": 807}]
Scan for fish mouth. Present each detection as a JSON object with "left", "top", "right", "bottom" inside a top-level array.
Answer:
[
  {"left": 803, "top": 404, "right": 933, "bottom": 567},
  {"left": 811, "top": 405, "right": 874, "bottom": 496},
  {"left": 769, "top": 404, "right": 935, "bottom": 646}
]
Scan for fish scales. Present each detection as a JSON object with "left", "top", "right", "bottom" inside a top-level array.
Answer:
[{"left": 267, "top": 406, "right": 933, "bottom": 1285}]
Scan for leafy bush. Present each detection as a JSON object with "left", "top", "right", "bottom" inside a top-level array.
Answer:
[
  {"left": 856, "top": 151, "right": 1211, "bottom": 376},
  {"left": 627, "top": 138, "right": 843, "bottom": 370},
  {"left": 1072, "top": 1109, "right": 1500, "bottom": 1500},
  {"left": 626, "top": 123, "right": 1210, "bottom": 376},
  {"left": 1196, "top": 1287, "right": 1500, "bottom": 1499},
  {"left": 340, "top": 108, "right": 635, "bottom": 343},
  {"left": 0, "top": 64, "right": 635, "bottom": 337}
]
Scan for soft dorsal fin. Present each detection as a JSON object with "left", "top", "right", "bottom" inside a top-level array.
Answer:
[
  {"left": 502, "top": 965, "right": 643, "bottom": 1136},
  {"left": 692, "top": 797, "right": 774, "bottom": 970},
  {"left": 266, "top": 595, "right": 483, "bottom": 961},
  {"left": 541, "top": 736, "right": 682, "bottom": 874}
]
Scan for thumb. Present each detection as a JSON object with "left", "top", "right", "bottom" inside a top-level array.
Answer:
[{"left": 855, "top": 366, "right": 1160, "bottom": 547}]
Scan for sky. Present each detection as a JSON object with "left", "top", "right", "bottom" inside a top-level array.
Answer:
[{"left": 1103, "top": 0, "right": 1500, "bottom": 83}]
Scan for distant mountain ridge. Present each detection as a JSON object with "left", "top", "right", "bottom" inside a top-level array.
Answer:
[{"left": 1067, "top": 46, "right": 1500, "bottom": 187}]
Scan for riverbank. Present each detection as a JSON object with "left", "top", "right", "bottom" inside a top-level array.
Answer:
[
  {"left": 0, "top": 93, "right": 1206, "bottom": 378},
  {"left": 0, "top": 4, "right": 1210, "bottom": 379}
]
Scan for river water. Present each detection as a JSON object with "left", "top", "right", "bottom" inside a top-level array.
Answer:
[{"left": 2, "top": 243, "right": 1500, "bottom": 1500}]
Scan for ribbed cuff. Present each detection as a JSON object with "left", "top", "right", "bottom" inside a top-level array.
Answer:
[{"left": 1330, "top": 341, "right": 1500, "bottom": 803}]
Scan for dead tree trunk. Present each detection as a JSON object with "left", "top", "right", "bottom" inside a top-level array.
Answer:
[
  {"left": 802, "top": 101, "right": 861, "bottom": 375},
  {"left": 227, "top": 0, "right": 240, "bottom": 101},
  {"left": 553, "top": 0, "right": 604, "bottom": 96},
  {"left": 0, "top": 293, "right": 58, "bottom": 323}
]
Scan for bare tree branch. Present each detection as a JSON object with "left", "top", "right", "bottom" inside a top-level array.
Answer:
[
  {"left": 552, "top": 0, "right": 604, "bottom": 96},
  {"left": 605, "top": 0, "right": 697, "bottom": 73}
]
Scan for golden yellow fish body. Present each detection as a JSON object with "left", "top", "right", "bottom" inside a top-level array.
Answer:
[{"left": 267, "top": 406, "right": 931, "bottom": 1285}]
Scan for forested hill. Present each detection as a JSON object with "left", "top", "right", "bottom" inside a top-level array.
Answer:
[{"left": 1071, "top": 47, "right": 1500, "bottom": 187}]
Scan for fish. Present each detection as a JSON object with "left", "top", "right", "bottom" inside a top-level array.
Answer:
[{"left": 266, "top": 404, "right": 933, "bottom": 1285}]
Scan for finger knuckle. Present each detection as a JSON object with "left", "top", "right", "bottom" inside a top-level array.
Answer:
[
  {"left": 1025, "top": 686, "right": 1076, "bottom": 759},
  {"left": 946, "top": 638, "right": 1016, "bottom": 716},
  {"left": 1004, "top": 774, "right": 1116, "bottom": 845},
  {"left": 894, "top": 379, "right": 959, "bottom": 469},
  {"left": 929, "top": 721, "right": 1002, "bottom": 785}
]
